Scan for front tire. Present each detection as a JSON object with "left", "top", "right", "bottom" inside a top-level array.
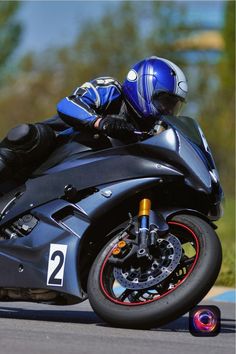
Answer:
[{"left": 87, "top": 214, "right": 222, "bottom": 329}]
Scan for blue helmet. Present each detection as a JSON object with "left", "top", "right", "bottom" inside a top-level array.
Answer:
[{"left": 122, "top": 56, "right": 188, "bottom": 119}]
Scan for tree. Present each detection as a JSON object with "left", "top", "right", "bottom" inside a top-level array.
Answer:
[
  {"left": 0, "top": 2, "right": 22, "bottom": 82},
  {"left": 63, "top": 2, "right": 144, "bottom": 84},
  {"left": 200, "top": 1, "right": 235, "bottom": 194}
]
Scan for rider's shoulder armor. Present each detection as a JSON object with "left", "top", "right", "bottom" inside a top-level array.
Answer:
[{"left": 57, "top": 76, "right": 123, "bottom": 129}]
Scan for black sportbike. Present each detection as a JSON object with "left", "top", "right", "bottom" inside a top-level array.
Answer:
[{"left": 0, "top": 115, "right": 223, "bottom": 329}]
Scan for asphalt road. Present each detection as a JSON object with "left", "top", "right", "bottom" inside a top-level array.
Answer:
[{"left": 0, "top": 299, "right": 235, "bottom": 354}]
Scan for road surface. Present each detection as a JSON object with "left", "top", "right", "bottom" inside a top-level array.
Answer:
[{"left": 0, "top": 295, "right": 235, "bottom": 354}]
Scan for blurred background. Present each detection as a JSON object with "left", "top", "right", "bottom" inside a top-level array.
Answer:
[{"left": 0, "top": 0, "right": 235, "bottom": 286}]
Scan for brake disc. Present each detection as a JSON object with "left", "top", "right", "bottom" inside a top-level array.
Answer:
[{"left": 113, "top": 235, "right": 182, "bottom": 290}]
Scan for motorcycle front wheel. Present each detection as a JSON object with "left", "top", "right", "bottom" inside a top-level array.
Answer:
[{"left": 87, "top": 214, "right": 222, "bottom": 329}]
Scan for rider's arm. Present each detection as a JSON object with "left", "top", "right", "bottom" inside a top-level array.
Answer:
[{"left": 57, "top": 77, "right": 123, "bottom": 130}]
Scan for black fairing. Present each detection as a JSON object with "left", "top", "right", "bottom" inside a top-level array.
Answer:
[
  {"left": 0, "top": 116, "right": 223, "bottom": 301},
  {"left": 0, "top": 116, "right": 223, "bottom": 226}
]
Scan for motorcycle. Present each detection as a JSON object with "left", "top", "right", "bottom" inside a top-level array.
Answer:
[{"left": 0, "top": 115, "right": 223, "bottom": 329}]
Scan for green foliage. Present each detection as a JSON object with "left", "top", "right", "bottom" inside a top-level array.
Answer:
[
  {"left": 73, "top": 2, "right": 142, "bottom": 79},
  {"left": 144, "top": 1, "right": 188, "bottom": 61},
  {"left": 0, "top": 2, "right": 22, "bottom": 81},
  {"left": 221, "top": 0, "right": 235, "bottom": 90},
  {"left": 200, "top": 1, "right": 235, "bottom": 195},
  {"left": 215, "top": 197, "right": 235, "bottom": 287}
]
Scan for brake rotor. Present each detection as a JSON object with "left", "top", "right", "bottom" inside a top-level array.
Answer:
[{"left": 113, "top": 235, "right": 182, "bottom": 290}]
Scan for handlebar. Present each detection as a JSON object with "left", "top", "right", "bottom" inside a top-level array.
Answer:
[
  {"left": 134, "top": 122, "right": 168, "bottom": 139},
  {"left": 134, "top": 130, "right": 152, "bottom": 136},
  {"left": 133, "top": 130, "right": 153, "bottom": 140}
]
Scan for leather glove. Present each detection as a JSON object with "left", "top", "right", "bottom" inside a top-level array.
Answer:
[{"left": 98, "top": 115, "right": 136, "bottom": 141}]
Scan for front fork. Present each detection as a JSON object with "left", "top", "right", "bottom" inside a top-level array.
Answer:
[
  {"left": 111, "top": 199, "right": 169, "bottom": 263},
  {"left": 138, "top": 198, "right": 151, "bottom": 250},
  {"left": 138, "top": 198, "right": 169, "bottom": 253}
]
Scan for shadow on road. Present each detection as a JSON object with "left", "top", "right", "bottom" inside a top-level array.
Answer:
[
  {"left": 98, "top": 315, "right": 235, "bottom": 333},
  {"left": 153, "top": 316, "right": 236, "bottom": 334},
  {"left": 0, "top": 306, "right": 235, "bottom": 333},
  {"left": 0, "top": 307, "right": 101, "bottom": 324}
]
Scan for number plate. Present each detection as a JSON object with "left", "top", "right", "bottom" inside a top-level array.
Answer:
[{"left": 47, "top": 244, "right": 68, "bottom": 287}]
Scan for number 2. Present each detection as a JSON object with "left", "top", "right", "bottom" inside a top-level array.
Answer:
[{"left": 47, "top": 244, "right": 68, "bottom": 287}]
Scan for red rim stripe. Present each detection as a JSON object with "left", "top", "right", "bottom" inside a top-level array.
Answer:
[{"left": 99, "top": 221, "right": 200, "bottom": 306}]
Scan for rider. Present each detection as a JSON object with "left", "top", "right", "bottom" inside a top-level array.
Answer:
[{"left": 0, "top": 56, "right": 188, "bottom": 184}]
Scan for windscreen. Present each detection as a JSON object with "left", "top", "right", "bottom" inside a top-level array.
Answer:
[{"left": 162, "top": 115, "right": 216, "bottom": 171}]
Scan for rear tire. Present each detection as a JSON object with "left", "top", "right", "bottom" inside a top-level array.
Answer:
[{"left": 87, "top": 214, "right": 222, "bottom": 329}]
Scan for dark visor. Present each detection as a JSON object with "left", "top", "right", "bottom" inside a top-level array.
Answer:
[{"left": 152, "top": 92, "right": 184, "bottom": 116}]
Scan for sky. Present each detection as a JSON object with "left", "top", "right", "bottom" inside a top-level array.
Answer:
[
  {"left": 15, "top": 1, "right": 119, "bottom": 56},
  {"left": 15, "top": 0, "right": 225, "bottom": 57}
]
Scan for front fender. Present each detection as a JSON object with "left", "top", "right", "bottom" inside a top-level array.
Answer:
[{"left": 155, "top": 207, "right": 217, "bottom": 229}]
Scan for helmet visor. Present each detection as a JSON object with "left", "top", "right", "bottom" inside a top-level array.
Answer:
[{"left": 152, "top": 92, "right": 184, "bottom": 116}]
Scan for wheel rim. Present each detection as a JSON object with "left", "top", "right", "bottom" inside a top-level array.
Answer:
[{"left": 99, "top": 221, "right": 200, "bottom": 306}]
